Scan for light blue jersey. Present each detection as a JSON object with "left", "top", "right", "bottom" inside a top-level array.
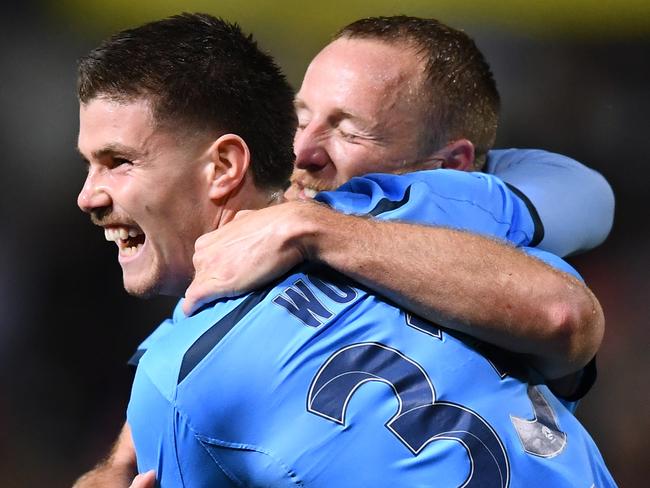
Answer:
[
  {"left": 128, "top": 169, "right": 615, "bottom": 487},
  {"left": 487, "top": 149, "right": 614, "bottom": 257}
]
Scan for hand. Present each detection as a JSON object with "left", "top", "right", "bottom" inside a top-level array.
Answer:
[
  {"left": 183, "top": 201, "right": 316, "bottom": 315},
  {"left": 129, "top": 471, "right": 155, "bottom": 488}
]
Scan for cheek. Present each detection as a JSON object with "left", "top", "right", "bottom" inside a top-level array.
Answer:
[
  {"left": 106, "top": 177, "right": 139, "bottom": 211},
  {"left": 128, "top": 183, "right": 183, "bottom": 233},
  {"left": 336, "top": 149, "right": 385, "bottom": 180}
]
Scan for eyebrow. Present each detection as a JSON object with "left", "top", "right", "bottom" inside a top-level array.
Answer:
[{"left": 76, "top": 143, "right": 142, "bottom": 161}]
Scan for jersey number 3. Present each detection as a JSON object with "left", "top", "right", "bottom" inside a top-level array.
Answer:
[{"left": 307, "top": 341, "right": 510, "bottom": 488}]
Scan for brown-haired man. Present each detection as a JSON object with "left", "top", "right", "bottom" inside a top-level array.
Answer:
[{"left": 74, "top": 14, "right": 614, "bottom": 488}]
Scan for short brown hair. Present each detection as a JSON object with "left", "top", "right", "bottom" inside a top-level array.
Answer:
[
  {"left": 78, "top": 13, "right": 297, "bottom": 190},
  {"left": 335, "top": 16, "right": 500, "bottom": 168}
]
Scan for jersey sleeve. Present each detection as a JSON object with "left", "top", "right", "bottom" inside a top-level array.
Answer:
[
  {"left": 486, "top": 149, "right": 614, "bottom": 257},
  {"left": 316, "top": 169, "right": 542, "bottom": 247}
]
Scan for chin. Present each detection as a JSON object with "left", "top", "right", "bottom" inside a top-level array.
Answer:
[
  {"left": 122, "top": 271, "right": 162, "bottom": 298},
  {"left": 123, "top": 281, "right": 160, "bottom": 299},
  {"left": 121, "top": 258, "right": 192, "bottom": 299}
]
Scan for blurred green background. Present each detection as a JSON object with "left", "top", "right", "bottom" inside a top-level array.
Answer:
[
  {"left": 1, "top": 0, "right": 648, "bottom": 486},
  {"left": 47, "top": 0, "right": 650, "bottom": 84}
]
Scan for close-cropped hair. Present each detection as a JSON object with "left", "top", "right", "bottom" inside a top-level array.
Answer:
[
  {"left": 336, "top": 16, "right": 500, "bottom": 169},
  {"left": 77, "top": 12, "right": 297, "bottom": 190}
]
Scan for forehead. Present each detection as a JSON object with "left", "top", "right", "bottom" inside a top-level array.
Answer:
[
  {"left": 78, "top": 97, "right": 157, "bottom": 157},
  {"left": 298, "top": 37, "right": 423, "bottom": 104},
  {"left": 296, "top": 38, "right": 426, "bottom": 133}
]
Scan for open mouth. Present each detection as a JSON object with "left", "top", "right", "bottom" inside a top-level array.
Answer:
[
  {"left": 104, "top": 226, "right": 145, "bottom": 257},
  {"left": 287, "top": 181, "right": 318, "bottom": 200}
]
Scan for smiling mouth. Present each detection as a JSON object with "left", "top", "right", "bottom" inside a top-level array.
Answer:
[
  {"left": 289, "top": 180, "right": 320, "bottom": 199},
  {"left": 289, "top": 174, "right": 338, "bottom": 198},
  {"left": 104, "top": 226, "right": 145, "bottom": 257}
]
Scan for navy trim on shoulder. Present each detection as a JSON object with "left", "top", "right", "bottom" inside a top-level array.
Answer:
[
  {"left": 128, "top": 349, "right": 146, "bottom": 370},
  {"left": 504, "top": 183, "right": 545, "bottom": 247},
  {"left": 368, "top": 185, "right": 412, "bottom": 217},
  {"left": 178, "top": 290, "right": 270, "bottom": 384}
]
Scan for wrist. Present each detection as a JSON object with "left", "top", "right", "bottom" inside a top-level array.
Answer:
[{"left": 283, "top": 200, "right": 331, "bottom": 262}]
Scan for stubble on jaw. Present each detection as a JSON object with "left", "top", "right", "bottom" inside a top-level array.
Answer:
[{"left": 288, "top": 172, "right": 340, "bottom": 194}]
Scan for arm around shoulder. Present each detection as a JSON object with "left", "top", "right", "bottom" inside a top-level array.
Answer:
[
  {"left": 185, "top": 197, "right": 605, "bottom": 380},
  {"left": 294, "top": 201, "right": 605, "bottom": 379}
]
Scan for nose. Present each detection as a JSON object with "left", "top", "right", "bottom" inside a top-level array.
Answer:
[
  {"left": 77, "top": 169, "right": 112, "bottom": 214},
  {"left": 293, "top": 124, "right": 331, "bottom": 172}
]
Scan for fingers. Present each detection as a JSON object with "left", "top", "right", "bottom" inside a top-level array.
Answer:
[
  {"left": 183, "top": 284, "right": 220, "bottom": 316},
  {"left": 194, "top": 210, "right": 255, "bottom": 252},
  {"left": 194, "top": 228, "right": 219, "bottom": 251},
  {"left": 232, "top": 209, "right": 253, "bottom": 221},
  {"left": 187, "top": 247, "right": 233, "bottom": 316},
  {"left": 184, "top": 273, "right": 243, "bottom": 315},
  {"left": 186, "top": 204, "right": 304, "bottom": 317},
  {"left": 129, "top": 470, "right": 156, "bottom": 488},
  {"left": 182, "top": 293, "right": 201, "bottom": 316}
]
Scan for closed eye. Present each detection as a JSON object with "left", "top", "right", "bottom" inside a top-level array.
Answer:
[
  {"left": 112, "top": 157, "right": 133, "bottom": 167},
  {"left": 337, "top": 128, "right": 376, "bottom": 144},
  {"left": 338, "top": 129, "right": 359, "bottom": 142}
]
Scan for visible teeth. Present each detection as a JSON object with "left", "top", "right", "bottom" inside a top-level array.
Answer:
[
  {"left": 120, "top": 245, "right": 140, "bottom": 257},
  {"left": 103, "top": 226, "right": 143, "bottom": 243},
  {"left": 104, "top": 228, "right": 119, "bottom": 242},
  {"left": 303, "top": 187, "right": 317, "bottom": 198}
]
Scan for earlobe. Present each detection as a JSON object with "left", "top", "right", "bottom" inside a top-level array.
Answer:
[
  {"left": 439, "top": 139, "right": 476, "bottom": 171},
  {"left": 205, "top": 134, "right": 251, "bottom": 200}
]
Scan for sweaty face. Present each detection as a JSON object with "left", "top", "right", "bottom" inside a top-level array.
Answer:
[
  {"left": 77, "top": 98, "right": 215, "bottom": 297},
  {"left": 287, "top": 37, "right": 434, "bottom": 200}
]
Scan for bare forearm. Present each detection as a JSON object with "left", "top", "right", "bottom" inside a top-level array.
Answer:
[
  {"left": 295, "top": 204, "right": 603, "bottom": 379},
  {"left": 186, "top": 200, "right": 604, "bottom": 378},
  {"left": 73, "top": 423, "right": 137, "bottom": 488},
  {"left": 73, "top": 465, "right": 136, "bottom": 488}
]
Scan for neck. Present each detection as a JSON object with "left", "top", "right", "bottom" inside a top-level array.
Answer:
[{"left": 215, "top": 179, "right": 284, "bottom": 228}]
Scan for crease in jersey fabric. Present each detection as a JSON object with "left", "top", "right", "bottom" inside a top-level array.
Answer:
[
  {"left": 172, "top": 408, "right": 187, "bottom": 487},
  {"left": 197, "top": 440, "right": 240, "bottom": 487},
  {"left": 178, "top": 289, "right": 271, "bottom": 384},
  {"left": 355, "top": 176, "right": 536, "bottom": 246},
  {"left": 197, "top": 434, "right": 305, "bottom": 487},
  {"left": 504, "top": 182, "right": 545, "bottom": 246},
  {"left": 367, "top": 185, "right": 413, "bottom": 216}
]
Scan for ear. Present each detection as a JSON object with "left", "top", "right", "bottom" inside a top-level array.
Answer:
[
  {"left": 436, "top": 139, "right": 476, "bottom": 171},
  {"left": 204, "top": 134, "right": 251, "bottom": 201}
]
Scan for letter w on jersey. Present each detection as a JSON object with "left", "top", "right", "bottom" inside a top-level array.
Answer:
[{"left": 272, "top": 275, "right": 358, "bottom": 328}]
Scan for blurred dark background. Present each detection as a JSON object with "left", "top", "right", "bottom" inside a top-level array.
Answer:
[{"left": 0, "top": 1, "right": 648, "bottom": 486}]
